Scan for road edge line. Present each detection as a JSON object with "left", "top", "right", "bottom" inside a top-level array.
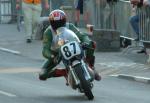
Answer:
[
  {"left": 110, "top": 74, "right": 150, "bottom": 84},
  {"left": 0, "top": 90, "right": 17, "bottom": 97},
  {"left": 0, "top": 47, "right": 21, "bottom": 55}
]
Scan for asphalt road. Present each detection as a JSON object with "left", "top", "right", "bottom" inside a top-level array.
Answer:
[{"left": 0, "top": 51, "right": 150, "bottom": 103}]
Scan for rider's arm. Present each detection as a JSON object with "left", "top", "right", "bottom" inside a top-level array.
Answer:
[
  {"left": 42, "top": 28, "right": 53, "bottom": 59},
  {"left": 68, "top": 23, "right": 91, "bottom": 45},
  {"left": 68, "top": 23, "right": 84, "bottom": 41}
]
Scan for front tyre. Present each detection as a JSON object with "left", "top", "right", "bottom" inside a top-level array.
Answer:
[{"left": 74, "top": 64, "right": 94, "bottom": 100}]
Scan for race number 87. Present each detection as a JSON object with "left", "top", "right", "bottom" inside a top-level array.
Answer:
[{"left": 63, "top": 42, "right": 76, "bottom": 58}]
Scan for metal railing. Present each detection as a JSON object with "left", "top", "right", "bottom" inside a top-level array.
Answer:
[
  {"left": 89, "top": 0, "right": 134, "bottom": 37},
  {"left": 87, "top": 0, "right": 150, "bottom": 43},
  {"left": 0, "top": 0, "right": 17, "bottom": 23},
  {"left": 93, "top": 0, "right": 117, "bottom": 29},
  {"left": 139, "top": 6, "right": 150, "bottom": 42},
  {"left": 115, "top": 0, "right": 135, "bottom": 40}
]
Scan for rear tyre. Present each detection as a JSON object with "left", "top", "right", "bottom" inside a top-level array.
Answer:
[{"left": 74, "top": 64, "right": 94, "bottom": 100}]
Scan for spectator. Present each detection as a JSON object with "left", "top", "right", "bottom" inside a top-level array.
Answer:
[
  {"left": 74, "top": 0, "right": 83, "bottom": 26},
  {"left": 74, "top": 0, "right": 91, "bottom": 27},
  {"left": 129, "top": 6, "right": 139, "bottom": 41},
  {"left": 129, "top": 0, "right": 146, "bottom": 53},
  {"left": 16, "top": 0, "right": 49, "bottom": 43}
]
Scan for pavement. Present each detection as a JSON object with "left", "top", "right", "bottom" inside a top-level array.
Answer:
[{"left": 0, "top": 24, "right": 150, "bottom": 84}]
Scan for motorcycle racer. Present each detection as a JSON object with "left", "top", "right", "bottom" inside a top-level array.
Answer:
[{"left": 39, "top": 9, "right": 101, "bottom": 81}]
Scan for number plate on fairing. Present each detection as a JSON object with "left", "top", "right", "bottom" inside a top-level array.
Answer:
[{"left": 60, "top": 41, "right": 81, "bottom": 60}]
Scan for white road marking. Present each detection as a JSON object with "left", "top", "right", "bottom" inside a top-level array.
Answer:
[
  {"left": 96, "top": 62, "right": 137, "bottom": 68},
  {"left": 110, "top": 74, "right": 150, "bottom": 83},
  {"left": 134, "top": 76, "right": 150, "bottom": 83},
  {"left": 0, "top": 47, "right": 20, "bottom": 55},
  {"left": 0, "top": 68, "right": 40, "bottom": 73},
  {"left": 0, "top": 90, "right": 16, "bottom": 97},
  {"left": 109, "top": 74, "right": 119, "bottom": 77}
]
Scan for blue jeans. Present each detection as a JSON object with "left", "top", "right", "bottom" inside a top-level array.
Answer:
[{"left": 129, "top": 15, "right": 139, "bottom": 39}]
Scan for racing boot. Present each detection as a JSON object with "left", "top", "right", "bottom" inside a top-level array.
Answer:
[{"left": 86, "top": 56, "right": 101, "bottom": 81}]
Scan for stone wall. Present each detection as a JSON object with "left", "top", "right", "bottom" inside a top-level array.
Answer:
[{"left": 92, "top": 29, "right": 121, "bottom": 51}]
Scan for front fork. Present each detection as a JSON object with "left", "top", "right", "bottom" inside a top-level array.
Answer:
[
  {"left": 69, "top": 60, "right": 92, "bottom": 86},
  {"left": 69, "top": 65, "right": 80, "bottom": 85},
  {"left": 81, "top": 60, "right": 92, "bottom": 81}
]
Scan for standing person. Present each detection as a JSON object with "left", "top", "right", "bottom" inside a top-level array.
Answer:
[
  {"left": 74, "top": 0, "right": 91, "bottom": 27},
  {"left": 39, "top": 9, "right": 101, "bottom": 81},
  {"left": 16, "top": 0, "right": 49, "bottom": 43},
  {"left": 74, "top": 0, "right": 83, "bottom": 26},
  {"left": 129, "top": 0, "right": 146, "bottom": 53},
  {"left": 129, "top": 6, "right": 140, "bottom": 41}
]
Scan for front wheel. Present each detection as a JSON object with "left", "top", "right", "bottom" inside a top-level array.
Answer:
[{"left": 74, "top": 64, "right": 94, "bottom": 100}]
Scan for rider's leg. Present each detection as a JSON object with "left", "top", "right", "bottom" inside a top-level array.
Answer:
[
  {"left": 85, "top": 41, "right": 101, "bottom": 81},
  {"left": 39, "top": 59, "right": 67, "bottom": 81}
]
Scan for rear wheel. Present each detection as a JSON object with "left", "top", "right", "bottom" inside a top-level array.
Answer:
[{"left": 74, "top": 64, "right": 94, "bottom": 100}]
